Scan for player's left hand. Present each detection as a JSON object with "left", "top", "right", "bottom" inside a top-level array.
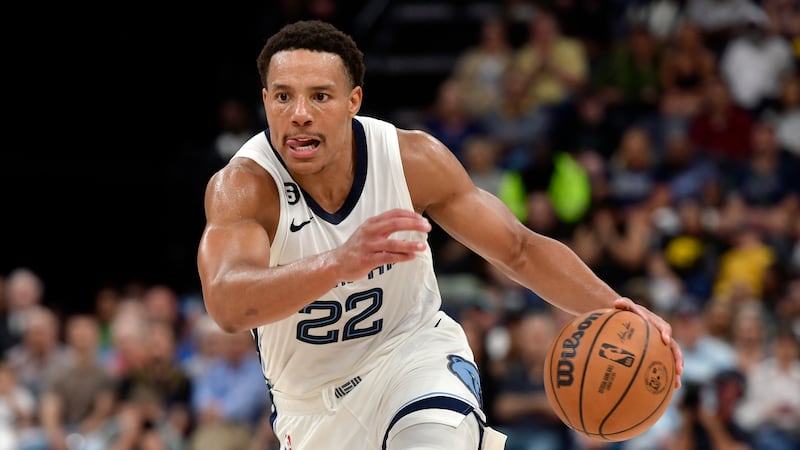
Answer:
[{"left": 614, "top": 297, "right": 683, "bottom": 389}]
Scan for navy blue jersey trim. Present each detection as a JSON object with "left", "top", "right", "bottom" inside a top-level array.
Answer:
[
  {"left": 265, "top": 118, "right": 368, "bottom": 225},
  {"left": 381, "top": 396, "right": 475, "bottom": 450}
]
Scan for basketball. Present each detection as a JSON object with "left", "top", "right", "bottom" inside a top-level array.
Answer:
[{"left": 543, "top": 308, "right": 675, "bottom": 442}]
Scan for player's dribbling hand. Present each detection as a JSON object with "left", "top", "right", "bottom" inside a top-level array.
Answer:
[
  {"left": 334, "top": 208, "right": 431, "bottom": 282},
  {"left": 614, "top": 297, "right": 684, "bottom": 389}
]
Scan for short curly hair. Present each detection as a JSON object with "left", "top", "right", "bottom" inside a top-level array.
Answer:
[{"left": 257, "top": 20, "right": 365, "bottom": 89}]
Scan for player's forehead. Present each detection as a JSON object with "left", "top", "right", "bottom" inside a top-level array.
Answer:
[{"left": 267, "top": 49, "right": 349, "bottom": 89}]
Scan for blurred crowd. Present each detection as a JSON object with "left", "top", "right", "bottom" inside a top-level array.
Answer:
[
  {"left": 0, "top": 271, "right": 277, "bottom": 450},
  {"left": 4, "top": 0, "right": 800, "bottom": 449}
]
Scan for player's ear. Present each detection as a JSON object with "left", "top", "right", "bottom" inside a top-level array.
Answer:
[{"left": 348, "top": 86, "right": 362, "bottom": 117}]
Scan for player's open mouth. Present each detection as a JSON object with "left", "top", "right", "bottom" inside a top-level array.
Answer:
[{"left": 287, "top": 138, "right": 321, "bottom": 153}]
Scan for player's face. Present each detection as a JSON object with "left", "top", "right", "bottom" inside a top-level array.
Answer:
[{"left": 263, "top": 49, "right": 362, "bottom": 175}]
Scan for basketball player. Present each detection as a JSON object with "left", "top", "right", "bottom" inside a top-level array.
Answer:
[{"left": 197, "top": 20, "right": 683, "bottom": 450}]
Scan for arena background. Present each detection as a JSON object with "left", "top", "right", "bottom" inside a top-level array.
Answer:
[{"left": 4, "top": 1, "right": 447, "bottom": 312}]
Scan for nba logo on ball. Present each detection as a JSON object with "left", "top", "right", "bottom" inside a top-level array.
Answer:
[{"left": 544, "top": 308, "right": 675, "bottom": 442}]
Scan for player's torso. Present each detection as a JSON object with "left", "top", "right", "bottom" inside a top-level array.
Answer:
[{"left": 234, "top": 116, "right": 442, "bottom": 397}]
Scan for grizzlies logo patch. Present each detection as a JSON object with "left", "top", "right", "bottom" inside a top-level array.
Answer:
[{"left": 447, "top": 355, "right": 482, "bottom": 407}]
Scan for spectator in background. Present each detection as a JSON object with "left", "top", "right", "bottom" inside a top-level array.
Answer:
[
  {"left": 730, "top": 300, "right": 771, "bottom": 374},
  {"left": 113, "top": 319, "right": 192, "bottom": 450},
  {"left": 492, "top": 308, "right": 572, "bottom": 450},
  {"left": 462, "top": 135, "right": 508, "bottom": 197},
  {"left": 26, "top": 314, "right": 117, "bottom": 450},
  {"left": 704, "top": 297, "right": 737, "bottom": 343},
  {"left": 103, "top": 298, "right": 149, "bottom": 378},
  {"left": 653, "top": 130, "right": 721, "bottom": 208},
  {"left": 188, "top": 327, "right": 267, "bottom": 450},
  {"left": 213, "top": 98, "right": 258, "bottom": 162},
  {"left": 568, "top": 200, "right": 653, "bottom": 296},
  {"left": 727, "top": 120, "right": 799, "bottom": 270},
  {"left": 713, "top": 225, "right": 778, "bottom": 302},
  {"left": 592, "top": 23, "right": 663, "bottom": 130},
  {"left": 92, "top": 286, "right": 120, "bottom": 363},
  {"left": 606, "top": 126, "right": 660, "bottom": 210},
  {"left": 418, "top": 78, "right": 487, "bottom": 164},
  {"left": 451, "top": 15, "right": 513, "bottom": 119},
  {"left": 684, "top": 0, "right": 769, "bottom": 55},
  {"left": 687, "top": 76, "right": 755, "bottom": 166},
  {"left": 550, "top": 88, "right": 620, "bottom": 161},
  {"left": 480, "top": 68, "right": 551, "bottom": 170},
  {"left": 0, "top": 275, "right": 11, "bottom": 356},
  {"left": 1, "top": 267, "right": 45, "bottom": 353},
  {"left": 624, "top": 0, "right": 685, "bottom": 43},
  {"left": 511, "top": 8, "right": 588, "bottom": 109},
  {"left": 763, "top": 72, "right": 800, "bottom": 157},
  {"left": 5, "top": 306, "right": 71, "bottom": 399},
  {"left": 0, "top": 361, "right": 36, "bottom": 450},
  {"left": 670, "top": 298, "right": 737, "bottom": 387},
  {"left": 659, "top": 22, "right": 718, "bottom": 128},
  {"left": 719, "top": 16, "right": 794, "bottom": 115},
  {"left": 735, "top": 324, "right": 800, "bottom": 450},
  {"left": 668, "top": 369, "right": 753, "bottom": 450},
  {"left": 655, "top": 197, "right": 722, "bottom": 302}
]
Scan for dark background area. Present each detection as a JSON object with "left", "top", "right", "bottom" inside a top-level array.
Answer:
[
  {"left": 3, "top": 2, "right": 481, "bottom": 312},
  {"left": 4, "top": 5, "right": 293, "bottom": 311}
]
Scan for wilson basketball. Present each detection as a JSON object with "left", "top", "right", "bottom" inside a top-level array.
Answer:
[{"left": 543, "top": 308, "right": 675, "bottom": 442}]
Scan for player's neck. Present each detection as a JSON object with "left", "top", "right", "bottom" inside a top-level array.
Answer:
[{"left": 293, "top": 140, "right": 356, "bottom": 214}]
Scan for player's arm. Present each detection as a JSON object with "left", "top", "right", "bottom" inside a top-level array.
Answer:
[
  {"left": 400, "top": 130, "right": 683, "bottom": 382},
  {"left": 402, "top": 129, "right": 618, "bottom": 314},
  {"left": 197, "top": 158, "right": 429, "bottom": 333}
]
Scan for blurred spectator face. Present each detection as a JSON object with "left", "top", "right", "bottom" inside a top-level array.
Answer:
[
  {"left": 66, "top": 315, "right": 100, "bottom": 353},
  {"left": 704, "top": 298, "right": 734, "bottom": 340},
  {"left": 143, "top": 285, "right": 179, "bottom": 325},
  {"left": 0, "top": 363, "right": 20, "bottom": 398},
  {"left": 526, "top": 192, "right": 558, "bottom": 233},
  {"left": 219, "top": 331, "right": 255, "bottom": 365},
  {"left": 619, "top": 128, "right": 652, "bottom": 170},
  {"left": 629, "top": 26, "right": 656, "bottom": 60},
  {"left": 5, "top": 268, "right": 43, "bottom": 311},
  {"left": 94, "top": 287, "right": 119, "bottom": 323},
  {"left": 774, "top": 330, "right": 799, "bottom": 367},
  {"left": 578, "top": 93, "right": 605, "bottom": 125},
  {"left": 111, "top": 311, "right": 148, "bottom": 368},
  {"left": 435, "top": 79, "right": 467, "bottom": 117},
  {"left": 675, "top": 22, "right": 703, "bottom": 50},
  {"left": 515, "top": 312, "right": 557, "bottom": 364},
  {"left": 672, "top": 303, "right": 706, "bottom": 347},
  {"left": 705, "top": 78, "right": 732, "bottom": 111},
  {"left": 502, "top": 70, "right": 529, "bottom": 100},
  {"left": 750, "top": 122, "right": 777, "bottom": 155},
  {"left": 23, "top": 307, "right": 58, "bottom": 354},
  {"left": 463, "top": 137, "right": 499, "bottom": 173},
  {"left": 531, "top": 12, "right": 558, "bottom": 43},
  {"left": 779, "top": 74, "right": 800, "bottom": 108},
  {"left": 732, "top": 302, "right": 766, "bottom": 346},
  {"left": 145, "top": 321, "right": 176, "bottom": 364},
  {"left": 665, "top": 133, "right": 692, "bottom": 165},
  {"left": 481, "top": 17, "right": 507, "bottom": 49}
]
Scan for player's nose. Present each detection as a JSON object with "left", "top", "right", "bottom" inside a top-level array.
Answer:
[{"left": 291, "top": 97, "right": 312, "bottom": 126}]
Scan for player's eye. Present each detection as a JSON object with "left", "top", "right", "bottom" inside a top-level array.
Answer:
[
  {"left": 277, "top": 93, "right": 289, "bottom": 102},
  {"left": 314, "top": 93, "right": 328, "bottom": 101}
]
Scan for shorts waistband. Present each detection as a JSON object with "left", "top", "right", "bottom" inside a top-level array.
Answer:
[{"left": 271, "top": 374, "right": 364, "bottom": 415}]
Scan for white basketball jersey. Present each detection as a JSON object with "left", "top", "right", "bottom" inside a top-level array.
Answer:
[{"left": 233, "top": 115, "right": 443, "bottom": 398}]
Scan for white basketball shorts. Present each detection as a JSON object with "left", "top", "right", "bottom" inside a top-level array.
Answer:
[{"left": 269, "top": 310, "right": 506, "bottom": 450}]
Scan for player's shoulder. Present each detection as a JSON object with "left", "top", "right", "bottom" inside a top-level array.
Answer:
[
  {"left": 396, "top": 126, "right": 456, "bottom": 166},
  {"left": 207, "top": 154, "right": 277, "bottom": 202}
]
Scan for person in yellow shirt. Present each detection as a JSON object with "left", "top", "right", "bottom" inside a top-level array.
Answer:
[{"left": 510, "top": 9, "right": 588, "bottom": 108}]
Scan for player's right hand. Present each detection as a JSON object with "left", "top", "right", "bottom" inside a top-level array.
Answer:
[{"left": 333, "top": 208, "right": 431, "bottom": 282}]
